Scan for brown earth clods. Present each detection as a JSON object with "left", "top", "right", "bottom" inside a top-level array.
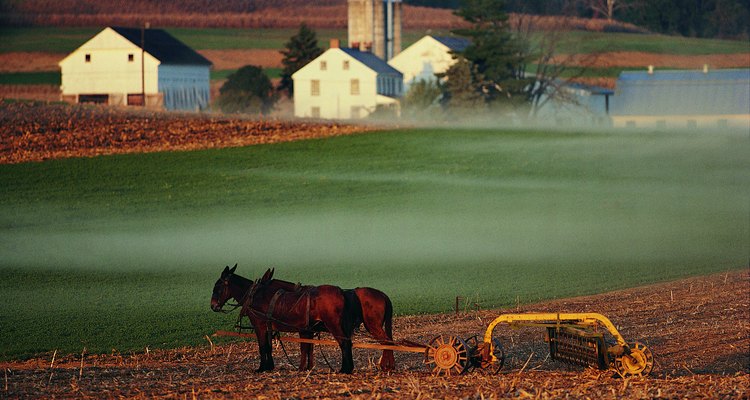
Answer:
[
  {"left": 0, "top": 102, "right": 374, "bottom": 164},
  {"left": 1, "top": 270, "right": 748, "bottom": 399}
]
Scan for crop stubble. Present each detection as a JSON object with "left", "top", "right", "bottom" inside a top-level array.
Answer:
[{"left": 1, "top": 270, "right": 747, "bottom": 398}]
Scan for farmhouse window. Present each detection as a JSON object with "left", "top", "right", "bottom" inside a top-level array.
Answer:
[
  {"left": 128, "top": 53, "right": 134, "bottom": 62},
  {"left": 350, "top": 79, "right": 360, "bottom": 95},
  {"left": 85, "top": 54, "right": 91, "bottom": 63},
  {"left": 311, "top": 106, "right": 320, "bottom": 118},
  {"left": 320, "top": 61, "right": 327, "bottom": 70},
  {"left": 343, "top": 60, "right": 349, "bottom": 70},
  {"left": 311, "top": 80, "right": 320, "bottom": 96}
]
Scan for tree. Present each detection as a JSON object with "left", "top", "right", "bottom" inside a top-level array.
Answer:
[
  {"left": 440, "top": 57, "right": 485, "bottom": 112},
  {"left": 451, "top": 0, "right": 534, "bottom": 110},
  {"left": 401, "top": 79, "right": 443, "bottom": 118},
  {"left": 587, "top": 0, "right": 630, "bottom": 21},
  {"left": 513, "top": 14, "right": 601, "bottom": 118},
  {"left": 278, "top": 23, "right": 324, "bottom": 97},
  {"left": 217, "top": 65, "right": 278, "bottom": 115}
]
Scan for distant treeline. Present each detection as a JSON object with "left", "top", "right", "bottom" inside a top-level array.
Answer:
[{"left": 407, "top": 0, "right": 749, "bottom": 39}]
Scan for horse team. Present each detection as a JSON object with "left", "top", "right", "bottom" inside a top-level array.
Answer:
[{"left": 211, "top": 265, "right": 395, "bottom": 373}]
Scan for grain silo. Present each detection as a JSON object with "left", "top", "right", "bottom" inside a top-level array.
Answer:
[{"left": 347, "top": 0, "right": 401, "bottom": 61}]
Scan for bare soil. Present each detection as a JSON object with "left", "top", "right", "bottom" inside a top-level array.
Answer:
[
  {"left": 0, "top": 102, "right": 373, "bottom": 164},
  {"left": 1, "top": 270, "right": 748, "bottom": 399}
]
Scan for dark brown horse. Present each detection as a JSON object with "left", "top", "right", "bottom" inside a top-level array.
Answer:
[
  {"left": 268, "top": 279, "right": 395, "bottom": 371},
  {"left": 211, "top": 266, "right": 396, "bottom": 371},
  {"left": 211, "top": 265, "right": 356, "bottom": 373}
]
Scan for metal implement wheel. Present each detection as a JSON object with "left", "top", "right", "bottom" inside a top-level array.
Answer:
[
  {"left": 425, "top": 335, "right": 469, "bottom": 376},
  {"left": 465, "top": 335, "right": 505, "bottom": 374},
  {"left": 614, "top": 342, "right": 654, "bottom": 377}
]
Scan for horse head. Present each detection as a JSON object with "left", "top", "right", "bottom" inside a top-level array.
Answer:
[{"left": 211, "top": 263, "right": 237, "bottom": 312}]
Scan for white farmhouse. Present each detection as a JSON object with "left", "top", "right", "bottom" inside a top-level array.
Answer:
[
  {"left": 59, "top": 27, "right": 212, "bottom": 111},
  {"left": 292, "top": 41, "right": 403, "bottom": 119},
  {"left": 387, "top": 35, "right": 469, "bottom": 91}
]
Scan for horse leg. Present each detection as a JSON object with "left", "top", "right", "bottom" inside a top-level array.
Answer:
[
  {"left": 325, "top": 324, "right": 353, "bottom": 374},
  {"left": 299, "top": 332, "right": 315, "bottom": 371},
  {"left": 254, "top": 326, "right": 275, "bottom": 372},
  {"left": 363, "top": 317, "right": 395, "bottom": 371}
]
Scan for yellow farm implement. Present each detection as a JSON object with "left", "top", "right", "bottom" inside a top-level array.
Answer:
[{"left": 443, "top": 312, "right": 654, "bottom": 377}]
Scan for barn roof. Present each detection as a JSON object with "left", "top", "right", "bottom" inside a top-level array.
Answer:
[
  {"left": 432, "top": 36, "right": 471, "bottom": 52},
  {"left": 111, "top": 27, "right": 212, "bottom": 66},
  {"left": 611, "top": 69, "right": 750, "bottom": 116},
  {"left": 340, "top": 48, "right": 402, "bottom": 76}
]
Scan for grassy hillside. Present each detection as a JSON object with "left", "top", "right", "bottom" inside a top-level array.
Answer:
[{"left": 0, "top": 127, "right": 748, "bottom": 360}]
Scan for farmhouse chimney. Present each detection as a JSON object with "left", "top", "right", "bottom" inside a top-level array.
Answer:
[{"left": 330, "top": 38, "right": 340, "bottom": 49}]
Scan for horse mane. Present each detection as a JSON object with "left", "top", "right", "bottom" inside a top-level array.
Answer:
[
  {"left": 271, "top": 278, "right": 308, "bottom": 292},
  {"left": 230, "top": 273, "right": 253, "bottom": 286}
]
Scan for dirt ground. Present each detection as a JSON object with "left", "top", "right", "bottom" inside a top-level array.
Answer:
[
  {"left": 0, "top": 102, "right": 372, "bottom": 164},
  {"left": 1, "top": 270, "right": 748, "bottom": 399}
]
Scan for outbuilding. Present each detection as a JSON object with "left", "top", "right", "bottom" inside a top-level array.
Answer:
[
  {"left": 610, "top": 68, "right": 750, "bottom": 129},
  {"left": 387, "top": 35, "right": 470, "bottom": 91},
  {"left": 292, "top": 40, "right": 403, "bottom": 120},
  {"left": 59, "top": 26, "right": 212, "bottom": 111}
]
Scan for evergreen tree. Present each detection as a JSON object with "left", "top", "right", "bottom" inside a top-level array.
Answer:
[
  {"left": 451, "top": 0, "right": 533, "bottom": 109},
  {"left": 278, "top": 23, "right": 324, "bottom": 97},
  {"left": 440, "top": 57, "right": 485, "bottom": 112},
  {"left": 218, "top": 65, "right": 278, "bottom": 115}
]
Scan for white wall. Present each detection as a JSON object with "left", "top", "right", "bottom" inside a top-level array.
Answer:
[
  {"left": 388, "top": 36, "right": 455, "bottom": 91},
  {"left": 59, "top": 27, "right": 159, "bottom": 103},
  {"left": 293, "top": 49, "right": 379, "bottom": 119}
]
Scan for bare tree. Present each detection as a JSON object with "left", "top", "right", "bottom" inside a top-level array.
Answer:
[
  {"left": 587, "top": 0, "right": 630, "bottom": 21},
  {"left": 513, "top": 14, "right": 602, "bottom": 119}
]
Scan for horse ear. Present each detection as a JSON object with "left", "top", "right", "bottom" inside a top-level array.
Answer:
[
  {"left": 269, "top": 268, "right": 274, "bottom": 280},
  {"left": 222, "top": 266, "right": 229, "bottom": 275},
  {"left": 229, "top": 264, "right": 237, "bottom": 274},
  {"left": 261, "top": 268, "right": 272, "bottom": 281}
]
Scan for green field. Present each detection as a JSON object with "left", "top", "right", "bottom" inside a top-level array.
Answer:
[
  {"left": 2, "top": 27, "right": 748, "bottom": 55},
  {"left": 0, "top": 128, "right": 748, "bottom": 360},
  {"left": 0, "top": 71, "right": 61, "bottom": 85}
]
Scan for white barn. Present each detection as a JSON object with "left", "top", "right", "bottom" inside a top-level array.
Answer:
[
  {"left": 387, "top": 35, "right": 470, "bottom": 91},
  {"left": 59, "top": 27, "right": 212, "bottom": 111},
  {"left": 292, "top": 42, "right": 403, "bottom": 119}
]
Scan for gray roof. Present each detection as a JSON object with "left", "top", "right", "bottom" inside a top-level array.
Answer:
[
  {"left": 340, "top": 47, "right": 402, "bottom": 76},
  {"left": 112, "top": 27, "right": 212, "bottom": 66},
  {"left": 611, "top": 69, "right": 749, "bottom": 116},
  {"left": 432, "top": 36, "right": 471, "bottom": 52}
]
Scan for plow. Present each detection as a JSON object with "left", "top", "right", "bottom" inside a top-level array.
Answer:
[{"left": 215, "top": 311, "right": 654, "bottom": 377}]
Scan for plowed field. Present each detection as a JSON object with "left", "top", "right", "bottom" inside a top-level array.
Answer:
[
  {"left": 0, "top": 102, "right": 372, "bottom": 164},
  {"left": 2, "top": 270, "right": 747, "bottom": 399}
]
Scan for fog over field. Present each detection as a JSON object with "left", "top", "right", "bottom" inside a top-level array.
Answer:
[
  {"left": 0, "top": 126, "right": 748, "bottom": 358},
  {"left": 2, "top": 128, "right": 746, "bottom": 280}
]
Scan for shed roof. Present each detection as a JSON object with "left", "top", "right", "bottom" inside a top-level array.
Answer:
[
  {"left": 611, "top": 69, "right": 749, "bottom": 116},
  {"left": 432, "top": 36, "right": 471, "bottom": 52},
  {"left": 111, "top": 27, "right": 212, "bottom": 66},
  {"left": 340, "top": 48, "right": 402, "bottom": 76}
]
